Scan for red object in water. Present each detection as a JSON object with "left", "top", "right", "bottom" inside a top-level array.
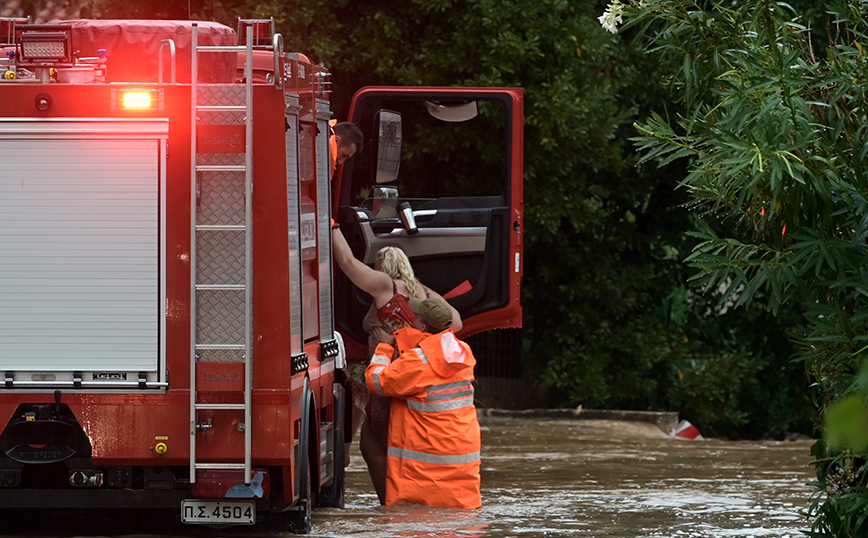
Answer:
[{"left": 671, "top": 420, "right": 703, "bottom": 440}]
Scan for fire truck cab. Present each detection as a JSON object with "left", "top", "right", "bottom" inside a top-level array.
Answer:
[{"left": 0, "top": 16, "right": 522, "bottom": 532}]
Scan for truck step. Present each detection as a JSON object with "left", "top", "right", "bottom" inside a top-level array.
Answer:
[
  {"left": 194, "top": 463, "right": 247, "bottom": 470},
  {"left": 196, "top": 105, "right": 246, "bottom": 112},
  {"left": 195, "top": 403, "right": 246, "bottom": 410},
  {"left": 195, "top": 165, "right": 247, "bottom": 172},
  {"left": 194, "top": 284, "right": 245, "bottom": 291}
]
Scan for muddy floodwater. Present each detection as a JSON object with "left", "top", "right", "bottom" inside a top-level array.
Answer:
[
  {"left": 1, "top": 417, "right": 816, "bottom": 537},
  {"left": 318, "top": 418, "right": 816, "bottom": 538}
]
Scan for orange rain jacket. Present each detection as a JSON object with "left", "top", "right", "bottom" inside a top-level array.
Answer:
[
  {"left": 366, "top": 326, "right": 481, "bottom": 509},
  {"left": 328, "top": 118, "right": 338, "bottom": 175}
]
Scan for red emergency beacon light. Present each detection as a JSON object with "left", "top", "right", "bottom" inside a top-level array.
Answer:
[
  {"left": 121, "top": 91, "right": 152, "bottom": 108},
  {"left": 114, "top": 89, "right": 163, "bottom": 110}
]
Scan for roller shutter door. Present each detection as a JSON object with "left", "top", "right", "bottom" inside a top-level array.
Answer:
[{"left": 0, "top": 137, "right": 162, "bottom": 387}]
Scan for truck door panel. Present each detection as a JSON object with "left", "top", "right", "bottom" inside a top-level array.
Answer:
[{"left": 335, "top": 88, "right": 523, "bottom": 359}]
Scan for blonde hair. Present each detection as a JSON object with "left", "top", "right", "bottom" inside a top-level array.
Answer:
[{"left": 377, "top": 246, "right": 421, "bottom": 299}]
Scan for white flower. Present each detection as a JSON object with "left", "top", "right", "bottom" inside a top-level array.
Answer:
[
  {"left": 598, "top": 1, "right": 625, "bottom": 34},
  {"left": 598, "top": 11, "right": 622, "bottom": 33}
]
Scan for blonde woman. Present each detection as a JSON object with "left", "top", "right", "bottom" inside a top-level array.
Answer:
[{"left": 332, "top": 227, "right": 461, "bottom": 504}]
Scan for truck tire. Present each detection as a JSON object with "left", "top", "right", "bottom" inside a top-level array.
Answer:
[
  {"left": 270, "top": 388, "right": 314, "bottom": 534},
  {"left": 288, "top": 462, "right": 312, "bottom": 534},
  {"left": 269, "top": 462, "right": 311, "bottom": 534}
]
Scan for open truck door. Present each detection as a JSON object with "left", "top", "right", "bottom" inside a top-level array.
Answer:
[{"left": 333, "top": 87, "right": 523, "bottom": 362}]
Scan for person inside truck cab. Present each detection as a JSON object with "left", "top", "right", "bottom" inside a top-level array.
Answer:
[
  {"left": 331, "top": 226, "right": 461, "bottom": 504},
  {"left": 329, "top": 121, "right": 364, "bottom": 175}
]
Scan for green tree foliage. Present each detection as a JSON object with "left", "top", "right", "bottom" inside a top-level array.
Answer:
[
  {"left": 317, "top": 0, "right": 814, "bottom": 439},
  {"left": 607, "top": 0, "right": 868, "bottom": 533},
  {"left": 90, "top": 0, "right": 233, "bottom": 21}
]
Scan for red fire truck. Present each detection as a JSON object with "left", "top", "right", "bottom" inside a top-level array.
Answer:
[{"left": 0, "top": 17, "right": 523, "bottom": 532}]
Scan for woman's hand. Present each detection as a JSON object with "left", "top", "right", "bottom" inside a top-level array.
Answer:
[{"left": 369, "top": 326, "right": 396, "bottom": 346}]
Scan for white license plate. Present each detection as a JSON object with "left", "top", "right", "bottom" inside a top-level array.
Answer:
[{"left": 181, "top": 500, "right": 256, "bottom": 525}]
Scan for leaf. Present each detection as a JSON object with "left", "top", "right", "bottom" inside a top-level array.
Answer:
[{"left": 824, "top": 396, "right": 868, "bottom": 453}]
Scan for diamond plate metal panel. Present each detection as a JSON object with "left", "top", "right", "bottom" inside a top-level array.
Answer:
[
  {"left": 198, "top": 110, "right": 245, "bottom": 126},
  {"left": 196, "top": 229, "right": 245, "bottom": 285},
  {"left": 196, "top": 288, "right": 245, "bottom": 344},
  {"left": 196, "top": 348, "right": 244, "bottom": 363},
  {"left": 197, "top": 84, "right": 246, "bottom": 108},
  {"left": 198, "top": 170, "right": 244, "bottom": 225},
  {"left": 198, "top": 152, "right": 246, "bottom": 167}
]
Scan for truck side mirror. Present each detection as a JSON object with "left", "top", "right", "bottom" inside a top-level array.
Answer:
[
  {"left": 371, "top": 186, "right": 399, "bottom": 219},
  {"left": 373, "top": 109, "right": 402, "bottom": 184}
]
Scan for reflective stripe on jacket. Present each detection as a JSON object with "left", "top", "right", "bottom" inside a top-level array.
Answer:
[{"left": 366, "top": 327, "right": 482, "bottom": 509}]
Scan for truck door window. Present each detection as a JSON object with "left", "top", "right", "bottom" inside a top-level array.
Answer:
[{"left": 346, "top": 98, "right": 508, "bottom": 209}]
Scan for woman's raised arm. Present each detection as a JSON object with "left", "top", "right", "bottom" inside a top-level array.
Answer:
[{"left": 332, "top": 227, "right": 393, "bottom": 305}]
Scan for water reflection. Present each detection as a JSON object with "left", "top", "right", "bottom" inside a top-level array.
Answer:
[{"left": 2, "top": 418, "right": 815, "bottom": 538}]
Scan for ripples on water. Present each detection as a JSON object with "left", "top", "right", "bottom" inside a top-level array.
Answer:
[{"left": 4, "top": 418, "right": 815, "bottom": 538}]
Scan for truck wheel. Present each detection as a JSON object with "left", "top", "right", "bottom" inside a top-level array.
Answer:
[
  {"left": 270, "top": 390, "right": 314, "bottom": 534},
  {"left": 269, "top": 462, "right": 311, "bottom": 534},
  {"left": 288, "top": 462, "right": 312, "bottom": 534}
]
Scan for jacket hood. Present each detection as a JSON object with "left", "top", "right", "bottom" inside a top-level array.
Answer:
[
  {"left": 394, "top": 326, "right": 427, "bottom": 353},
  {"left": 418, "top": 330, "right": 475, "bottom": 378}
]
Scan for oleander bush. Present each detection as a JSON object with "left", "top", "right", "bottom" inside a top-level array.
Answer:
[{"left": 601, "top": 0, "right": 868, "bottom": 534}]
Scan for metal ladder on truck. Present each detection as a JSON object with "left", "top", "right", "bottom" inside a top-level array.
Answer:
[{"left": 188, "top": 21, "right": 277, "bottom": 485}]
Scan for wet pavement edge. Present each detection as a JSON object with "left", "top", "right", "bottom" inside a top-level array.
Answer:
[{"left": 477, "top": 408, "right": 680, "bottom": 434}]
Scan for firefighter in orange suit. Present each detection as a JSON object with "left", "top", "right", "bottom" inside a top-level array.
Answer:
[{"left": 365, "top": 297, "right": 482, "bottom": 509}]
